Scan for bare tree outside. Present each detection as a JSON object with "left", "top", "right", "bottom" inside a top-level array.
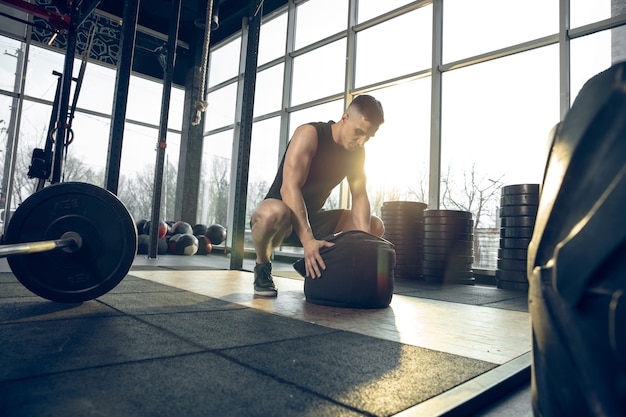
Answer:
[
  {"left": 117, "top": 160, "right": 178, "bottom": 224},
  {"left": 441, "top": 163, "right": 504, "bottom": 268},
  {"left": 441, "top": 163, "right": 504, "bottom": 228},
  {"left": 199, "top": 155, "right": 230, "bottom": 227}
]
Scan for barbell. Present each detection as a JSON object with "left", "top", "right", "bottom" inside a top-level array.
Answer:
[{"left": 2, "top": 182, "right": 138, "bottom": 303}]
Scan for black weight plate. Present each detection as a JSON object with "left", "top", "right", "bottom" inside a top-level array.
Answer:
[
  {"left": 498, "top": 248, "right": 528, "bottom": 260},
  {"left": 499, "top": 237, "right": 531, "bottom": 249},
  {"left": 422, "top": 259, "right": 472, "bottom": 271},
  {"left": 382, "top": 201, "right": 428, "bottom": 210},
  {"left": 423, "top": 224, "right": 473, "bottom": 233},
  {"left": 422, "top": 268, "right": 474, "bottom": 277},
  {"left": 382, "top": 224, "right": 424, "bottom": 234},
  {"left": 497, "top": 258, "right": 527, "bottom": 271},
  {"left": 395, "top": 264, "right": 423, "bottom": 272},
  {"left": 424, "top": 231, "right": 473, "bottom": 241},
  {"left": 381, "top": 215, "right": 424, "bottom": 224},
  {"left": 383, "top": 221, "right": 423, "bottom": 230},
  {"left": 394, "top": 256, "right": 422, "bottom": 264},
  {"left": 394, "top": 255, "right": 422, "bottom": 263},
  {"left": 383, "top": 237, "right": 424, "bottom": 246},
  {"left": 500, "top": 216, "right": 536, "bottom": 228},
  {"left": 500, "top": 227, "right": 534, "bottom": 239},
  {"left": 382, "top": 234, "right": 423, "bottom": 243},
  {"left": 422, "top": 253, "right": 474, "bottom": 263},
  {"left": 423, "top": 245, "right": 473, "bottom": 256},
  {"left": 383, "top": 225, "right": 423, "bottom": 232},
  {"left": 393, "top": 262, "right": 422, "bottom": 269},
  {"left": 500, "top": 193, "right": 540, "bottom": 206},
  {"left": 424, "top": 216, "right": 475, "bottom": 227},
  {"left": 382, "top": 233, "right": 423, "bottom": 241},
  {"left": 5, "top": 182, "right": 137, "bottom": 303},
  {"left": 424, "top": 239, "right": 473, "bottom": 249},
  {"left": 381, "top": 213, "right": 425, "bottom": 220},
  {"left": 381, "top": 204, "right": 425, "bottom": 211},
  {"left": 499, "top": 205, "right": 538, "bottom": 217},
  {"left": 395, "top": 272, "right": 422, "bottom": 280},
  {"left": 423, "top": 273, "right": 474, "bottom": 284},
  {"left": 424, "top": 236, "right": 473, "bottom": 244},
  {"left": 393, "top": 245, "right": 423, "bottom": 253},
  {"left": 395, "top": 264, "right": 423, "bottom": 271},
  {"left": 383, "top": 233, "right": 424, "bottom": 241},
  {"left": 382, "top": 215, "right": 424, "bottom": 222},
  {"left": 424, "top": 209, "right": 472, "bottom": 219},
  {"left": 501, "top": 184, "right": 540, "bottom": 195}
]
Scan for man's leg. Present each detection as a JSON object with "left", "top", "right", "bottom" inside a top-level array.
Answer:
[
  {"left": 250, "top": 199, "right": 292, "bottom": 296},
  {"left": 333, "top": 210, "right": 385, "bottom": 237}
]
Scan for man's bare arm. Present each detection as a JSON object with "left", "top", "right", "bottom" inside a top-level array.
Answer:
[{"left": 280, "top": 125, "right": 334, "bottom": 278}]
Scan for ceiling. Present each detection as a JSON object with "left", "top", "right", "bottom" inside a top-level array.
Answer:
[
  {"left": 95, "top": 0, "right": 289, "bottom": 85},
  {"left": 96, "top": 0, "right": 288, "bottom": 46},
  {"left": 0, "top": 0, "right": 288, "bottom": 84}
]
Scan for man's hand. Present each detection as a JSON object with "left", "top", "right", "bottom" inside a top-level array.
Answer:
[{"left": 302, "top": 238, "right": 335, "bottom": 278}]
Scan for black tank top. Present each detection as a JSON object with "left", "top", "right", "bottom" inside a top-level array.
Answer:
[{"left": 264, "top": 121, "right": 365, "bottom": 214}]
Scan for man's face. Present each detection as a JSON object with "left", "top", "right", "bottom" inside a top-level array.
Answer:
[{"left": 342, "top": 112, "right": 379, "bottom": 151}]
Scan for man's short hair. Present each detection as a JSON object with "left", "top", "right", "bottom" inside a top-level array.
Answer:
[{"left": 348, "top": 95, "right": 385, "bottom": 126}]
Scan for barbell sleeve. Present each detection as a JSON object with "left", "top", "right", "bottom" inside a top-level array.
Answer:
[{"left": 0, "top": 236, "right": 79, "bottom": 258}]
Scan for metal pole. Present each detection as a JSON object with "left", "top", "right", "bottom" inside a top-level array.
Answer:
[
  {"left": 50, "top": 4, "right": 80, "bottom": 183},
  {"left": 148, "top": 0, "right": 182, "bottom": 258},
  {"left": 230, "top": 0, "right": 263, "bottom": 270},
  {"left": 105, "top": 0, "right": 140, "bottom": 194}
]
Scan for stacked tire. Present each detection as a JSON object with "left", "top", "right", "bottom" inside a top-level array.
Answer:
[
  {"left": 496, "top": 184, "right": 540, "bottom": 290},
  {"left": 381, "top": 201, "right": 426, "bottom": 280},
  {"left": 423, "top": 210, "right": 474, "bottom": 284}
]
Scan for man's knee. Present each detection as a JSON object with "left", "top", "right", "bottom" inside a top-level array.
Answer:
[
  {"left": 251, "top": 199, "right": 292, "bottom": 232},
  {"left": 371, "top": 215, "right": 384, "bottom": 237}
]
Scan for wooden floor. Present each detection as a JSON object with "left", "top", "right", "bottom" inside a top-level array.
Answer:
[{"left": 131, "top": 267, "right": 531, "bottom": 366}]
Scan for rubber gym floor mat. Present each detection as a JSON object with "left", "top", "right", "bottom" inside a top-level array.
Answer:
[
  {"left": 393, "top": 279, "right": 529, "bottom": 312},
  {"left": 0, "top": 274, "right": 498, "bottom": 417},
  {"left": 272, "top": 270, "right": 529, "bottom": 312}
]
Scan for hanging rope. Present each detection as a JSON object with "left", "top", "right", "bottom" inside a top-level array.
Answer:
[{"left": 192, "top": 0, "right": 215, "bottom": 126}]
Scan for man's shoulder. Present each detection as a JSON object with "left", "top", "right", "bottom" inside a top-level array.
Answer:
[{"left": 307, "top": 120, "right": 335, "bottom": 128}]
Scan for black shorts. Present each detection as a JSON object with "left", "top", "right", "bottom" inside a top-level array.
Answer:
[{"left": 282, "top": 209, "right": 346, "bottom": 246}]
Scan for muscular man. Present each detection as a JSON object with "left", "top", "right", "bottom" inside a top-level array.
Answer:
[{"left": 250, "top": 95, "right": 385, "bottom": 296}]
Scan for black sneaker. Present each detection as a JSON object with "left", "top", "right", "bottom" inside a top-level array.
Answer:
[{"left": 254, "top": 262, "right": 278, "bottom": 297}]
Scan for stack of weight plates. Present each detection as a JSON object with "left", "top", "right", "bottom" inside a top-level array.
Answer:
[
  {"left": 423, "top": 210, "right": 474, "bottom": 284},
  {"left": 381, "top": 201, "right": 427, "bottom": 280},
  {"left": 496, "top": 184, "right": 540, "bottom": 290}
]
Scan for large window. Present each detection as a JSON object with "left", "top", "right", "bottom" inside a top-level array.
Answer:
[
  {"left": 0, "top": 35, "right": 184, "bottom": 223},
  {"left": 441, "top": 46, "right": 560, "bottom": 201},
  {"left": 294, "top": 0, "right": 348, "bottom": 49},
  {"left": 258, "top": 12, "right": 287, "bottom": 66},
  {"left": 205, "top": 83, "right": 238, "bottom": 131},
  {"left": 247, "top": 117, "right": 281, "bottom": 220},
  {"left": 364, "top": 79, "right": 431, "bottom": 212},
  {"left": 357, "top": 0, "right": 414, "bottom": 23},
  {"left": 355, "top": 6, "right": 432, "bottom": 88},
  {"left": 291, "top": 39, "right": 346, "bottom": 105},
  {"left": 23, "top": 46, "right": 64, "bottom": 101},
  {"left": 198, "top": 130, "right": 232, "bottom": 227},
  {"left": 207, "top": 37, "right": 241, "bottom": 87},
  {"left": 571, "top": 29, "right": 618, "bottom": 103},
  {"left": 571, "top": 0, "right": 612, "bottom": 28},
  {"left": 253, "top": 63, "right": 284, "bottom": 117},
  {"left": 443, "top": 0, "right": 558, "bottom": 63}
]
